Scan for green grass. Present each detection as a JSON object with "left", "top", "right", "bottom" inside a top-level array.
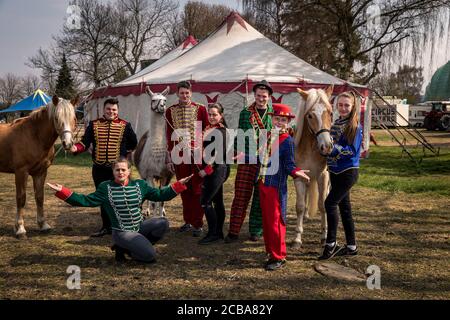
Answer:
[
  {"left": 1, "top": 142, "right": 449, "bottom": 300},
  {"left": 359, "top": 146, "right": 450, "bottom": 196},
  {"left": 53, "top": 146, "right": 93, "bottom": 167}
]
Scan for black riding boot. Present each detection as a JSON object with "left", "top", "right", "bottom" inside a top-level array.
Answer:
[{"left": 111, "top": 244, "right": 130, "bottom": 262}]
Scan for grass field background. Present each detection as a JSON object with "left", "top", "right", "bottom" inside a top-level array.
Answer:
[{"left": 0, "top": 129, "right": 448, "bottom": 299}]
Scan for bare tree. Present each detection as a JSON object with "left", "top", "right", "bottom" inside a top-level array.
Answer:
[
  {"left": 159, "top": 10, "right": 187, "bottom": 54},
  {"left": 157, "top": 1, "right": 233, "bottom": 55},
  {"left": 110, "top": 0, "right": 179, "bottom": 75},
  {"left": 347, "top": 0, "right": 450, "bottom": 83},
  {"left": 0, "top": 73, "right": 24, "bottom": 107},
  {"left": 21, "top": 74, "right": 41, "bottom": 96},
  {"left": 241, "top": 0, "right": 288, "bottom": 46},
  {"left": 28, "top": 0, "right": 116, "bottom": 89},
  {"left": 27, "top": 46, "right": 61, "bottom": 93},
  {"left": 182, "top": 1, "right": 233, "bottom": 40},
  {"left": 29, "top": 0, "right": 181, "bottom": 88},
  {"left": 370, "top": 65, "right": 424, "bottom": 103},
  {"left": 56, "top": 0, "right": 119, "bottom": 88},
  {"left": 242, "top": 0, "right": 450, "bottom": 84}
]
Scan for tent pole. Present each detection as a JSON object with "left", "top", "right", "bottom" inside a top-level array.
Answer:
[{"left": 245, "top": 75, "right": 249, "bottom": 106}]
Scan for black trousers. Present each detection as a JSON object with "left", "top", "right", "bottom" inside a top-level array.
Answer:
[
  {"left": 92, "top": 164, "right": 113, "bottom": 230},
  {"left": 200, "top": 165, "right": 230, "bottom": 237},
  {"left": 325, "top": 168, "right": 359, "bottom": 246}
]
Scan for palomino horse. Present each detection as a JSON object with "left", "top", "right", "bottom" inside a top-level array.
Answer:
[
  {"left": 134, "top": 86, "right": 173, "bottom": 217},
  {"left": 0, "top": 96, "right": 77, "bottom": 238},
  {"left": 292, "top": 86, "right": 334, "bottom": 248}
]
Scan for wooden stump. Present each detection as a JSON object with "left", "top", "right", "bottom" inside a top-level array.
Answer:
[{"left": 314, "top": 262, "right": 367, "bottom": 283}]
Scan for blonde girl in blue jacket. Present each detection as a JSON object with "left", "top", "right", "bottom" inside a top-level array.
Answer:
[{"left": 319, "top": 91, "right": 363, "bottom": 260}]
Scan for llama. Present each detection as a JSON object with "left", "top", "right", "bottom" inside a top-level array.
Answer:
[{"left": 134, "top": 86, "right": 173, "bottom": 217}]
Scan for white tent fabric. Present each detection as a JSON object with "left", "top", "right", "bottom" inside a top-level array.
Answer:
[
  {"left": 85, "top": 12, "right": 371, "bottom": 155},
  {"left": 116, "top": 14, "right": 346, "bottom": 85},
  {"left": 118, "top": 36, "right": 198, "bottom": 86}
]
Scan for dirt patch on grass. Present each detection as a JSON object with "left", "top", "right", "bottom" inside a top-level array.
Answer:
[{"left": 0, "top": 164, "right": 449, "bottom": 300}]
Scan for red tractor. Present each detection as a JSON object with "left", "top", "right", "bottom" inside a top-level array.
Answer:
[{"left": 423, "top": 101, "right": 450, "bottom": 131}]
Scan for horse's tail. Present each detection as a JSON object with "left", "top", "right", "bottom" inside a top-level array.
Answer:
[
  {"left": 130, "top": 150, "right": 137, "bottom": 168},
  {"left": 306, "top": 177, "right": 319, "bottom": 217}
]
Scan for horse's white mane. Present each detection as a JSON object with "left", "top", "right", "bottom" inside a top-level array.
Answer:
[
  {"left": 50, "top": 99, "right": 75, "bottom": 130},
  {"left": 294, "top": 88, "right": 330, "bottom": 146},
  {"left": 29, "top": 98, "right": 75, "bottom": 129}
]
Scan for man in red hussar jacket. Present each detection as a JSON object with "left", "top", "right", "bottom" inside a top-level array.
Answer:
[{"left": 165, "top": 81, "right": 209, "bottom": 237}]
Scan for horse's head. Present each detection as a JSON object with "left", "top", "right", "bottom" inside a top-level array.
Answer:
[
  {"left": 296, "top": 86, "right": 334, "bottom": 156},
  {"left": 146, "top": 86, "right": 170, "bottom": 114},
  {"left": 50, "top": 95, "right": 78, "bottom": 150}
]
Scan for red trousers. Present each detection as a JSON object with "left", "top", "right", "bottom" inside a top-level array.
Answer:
[
  {"left": 174, "top": 163, "right": 204, "bottom": 228},
  {"left": 259, "top": 182, "right": 286, "bottom": 261}
]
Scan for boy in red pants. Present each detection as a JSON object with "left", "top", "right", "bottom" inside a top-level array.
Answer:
[{"left": 259, "top": 103, "right": 310, "bottom": 271}]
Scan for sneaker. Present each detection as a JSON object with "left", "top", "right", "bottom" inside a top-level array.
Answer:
[
  {"left": 198, "top": 234, "right": 222, "bottom": 245},
  {"left": 224, "top": 233, "right": 239, "bottom": 243},
  {"left": 249, "top": 234, "right": 260, "bottom": 242},
  {"left": 318, "top": 243, "right": 343, "bottom": 260},
  {"left": 178, "top": 223, "right": 193, "bottom": 233},
  {"left": 265, "top": 259, "right": 286, "bottom": 271},
  {"left": 192, "top": 227, "right": 203, "bottom": 237},
  {"left": 90, "top": 228, "right": 112, "bottom": 238},
  {"left": 335, "top": 245, "right": 358, "bottom": 257}
]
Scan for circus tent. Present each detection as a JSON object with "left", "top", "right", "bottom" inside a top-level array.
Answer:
[
  {"left": 85, "top": 12, "right": 371, "bottom": 153},
  {"left": 0, "top": 89, "right": 51, "bottom": 113}
]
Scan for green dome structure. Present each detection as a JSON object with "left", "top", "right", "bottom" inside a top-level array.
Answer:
[{"left": 424, "top": 61, "right": 450, "bottom": 101}]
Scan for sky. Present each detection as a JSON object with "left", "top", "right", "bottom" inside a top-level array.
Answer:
[
  {"left": 1, "top": 0, "right": 449, "bottom": 92},
  {"left": 0, "top": 0, "right": 241, "bottom": 77},
  {"left": 0, "top": 0, "right": 69, "bottom": 76}
]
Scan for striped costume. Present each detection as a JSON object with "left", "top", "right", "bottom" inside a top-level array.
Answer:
[
  {"left": 228, "top": 102, "right": 273, "bottom": 237},
  {"left": 54, "top": 179, "right": 186, "bottom": 262},
  {"left": 55, "top": 179, "right": 185, "bottom": 232},
  {"left": 75, "top": 117, "right": 137, "bottom": 166},
  {"left": 165, "top": 101, "right": 209, "bottom": 229},
  {"left": 73, "top": 117, "right": 137, "bottom": 231}
]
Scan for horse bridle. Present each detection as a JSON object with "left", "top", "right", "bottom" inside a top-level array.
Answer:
[
  {"left": 60, "top": 129, "right": 73, "bottom": 136},
  {"left": 305, "top": 118, "right": 331, "bottom": 157},
  {"left": 313, "top": 128, "right": 330, "bottom": 137},
  {"left": 303, "top": 94, "right": 331, "bottom": 137}
]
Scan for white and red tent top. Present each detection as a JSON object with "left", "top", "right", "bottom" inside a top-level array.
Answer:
[
  {"left": 118, "top": 35, "right": 198, "bottom": 86},
  {"left": 132, "top": 12, "right": 345, "bottom": 84},
  {"left": 93, "top": 12, "right": 366, "bottom": 98}
]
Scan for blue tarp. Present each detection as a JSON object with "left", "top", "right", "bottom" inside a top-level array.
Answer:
[{"left": 0, "top": 89, "right": 51, "bottom": 113}]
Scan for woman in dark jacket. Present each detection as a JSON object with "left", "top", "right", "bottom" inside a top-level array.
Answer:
[{"left": 198, "top": 103, "right": 231, "bottom": 244}]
